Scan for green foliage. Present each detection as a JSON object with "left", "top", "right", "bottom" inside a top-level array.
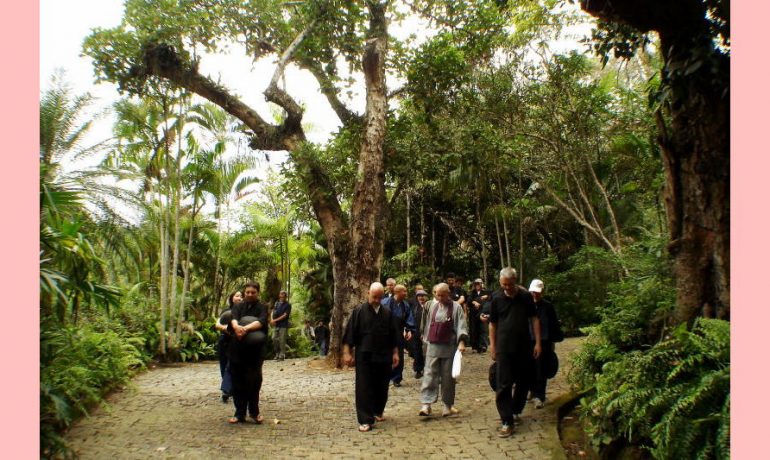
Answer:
[
  {"left": 581, "top": 319, "right": 729, "bottom": 460},
  {"left": 40, "top": 325, "right": 149, "bottom": 458}
]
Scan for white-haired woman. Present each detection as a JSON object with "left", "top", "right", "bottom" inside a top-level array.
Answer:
[{"left": 419, "top": 283, "right": 468, "bottom": 417}]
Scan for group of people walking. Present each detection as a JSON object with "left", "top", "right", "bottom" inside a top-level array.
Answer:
[
  {"left": 214, "top": 267, "right": 562, "bottom": 438},
  {"left": 345, "top": 267, "right": 563, "bottom": 436}
]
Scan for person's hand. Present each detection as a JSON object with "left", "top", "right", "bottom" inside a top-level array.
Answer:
[
  {"left": 480, "top": 314, "right": 489, "bottom": 324},
  {"left": 472, "top": 301, "right": 480, "bottom": 309},
  {"left": 392, "top": 352, "right": 400, "bottom": 369},
  {"left": 404, "top": 330, "right": 413, "bottom": 341},
  {"left": 235, "top": 325, "right": 247, "bottom": 339},
  {"left": 490, "top": 344, "right": 496, "bottom": 361},
  {"left": 458, "top": 342, "right": 466, "bottom": 353},
  {"left": 269, "top": 319, "right": 276, "bottom": 326},
  {"left": 343, "top": 351, "right": 354, "bottom": 367},
  {"left": 533, "top": 342, "right": 542, "bottom": 360}
]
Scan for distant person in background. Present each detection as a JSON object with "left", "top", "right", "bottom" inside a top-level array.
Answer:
[
  {"left": 381, "top": 284, "right": 416, "bottom": 387},
  {"left": 409, "top": 287, "right": 428, "bottom": 379},
  {"left": 446, "top": 272, "right": 467, "bottom": 317},
  {"left": 315, "top": 320, "right": 330, "bottom": 356},
  {"left": 528, "top": 279, "right": 563, "bottom": 409},
  {"left": 228, "top": 282, "right": 268, "bottom": 424},
  {"left": 384, "top": 278, "right": 396, "bottom": 300},
  {"left": 467, "top": 279, "right": 491, "bottom": 353},
  {"left": 419, "top": 283, "right": 468, "bottom": 417},
  {"left": 215, "top": 291, "right": 242, "bottom": 402},
  {"left": 302, "top": 319, "right": 316, "bottom": 351},
  {"left": 270, "top": 290, "right": 292, "bottom": 360}
]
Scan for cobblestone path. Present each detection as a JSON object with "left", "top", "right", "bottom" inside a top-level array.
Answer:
[{"left": 65, "top": 338, "right": 583, "bottom": 459}]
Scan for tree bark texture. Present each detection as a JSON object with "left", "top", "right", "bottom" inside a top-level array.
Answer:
[{"left": 580, "top": 0, "right": 730, "bottom": 322}]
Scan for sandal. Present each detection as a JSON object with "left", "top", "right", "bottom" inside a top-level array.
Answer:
[
  {"left": 374, "top": 414, "right": 386, "bottom": 422},
  {"left": 358, "top": 424, "right": 372, "bottom": 432},
  {"left": 251, "top": 414, "right": 264, "bottom": 424},
  {"left": 228, "top": 417, "right": 245, "bottom": 424}
]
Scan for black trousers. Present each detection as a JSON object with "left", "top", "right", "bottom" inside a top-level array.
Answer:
[
  {"left": 355, "top": 355, "right": 391, "bottom": 425},
  {"left": 495, "top": 350, "right": 535, "bottom": 424},
  {"left": 469, "top": 311, "right": 486, "bottom": 350},
  {"left": 531, "top": 341, "right": 554, "bottom": 400},
  {"left": 409, "top": 336, "right": 425, "bottom": 374},
  {"left": 230, "top": 349, "right": 264, "bottom": 419},
  {"left": 390, "top": 344, "right": 406, "bottom": 383}
]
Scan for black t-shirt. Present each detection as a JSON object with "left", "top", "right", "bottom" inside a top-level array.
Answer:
[
  {"left": 468, "top": 289, "right": 491, "bottom": 315},
  {"left": 343, "top": 303, "right": 399, "bottom": 363},
  {"left": 450, "top": 286, "right": 466, "bottom": 303},
  {"left": 489, "top": 287, "right": 537, "bottom": 354}
]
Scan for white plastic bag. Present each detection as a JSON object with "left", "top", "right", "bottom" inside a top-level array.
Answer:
[{"left": 451, "top": 349, "right": 462, "bottom": 379}]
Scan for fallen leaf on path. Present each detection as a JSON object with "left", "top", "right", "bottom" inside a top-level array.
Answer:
[{"left": 156, "top": 447, "right": 167, "bottom": 452}]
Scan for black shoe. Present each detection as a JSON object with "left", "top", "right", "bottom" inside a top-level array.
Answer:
[
  {"left": 393, "top": 381, "right": 402, "bottom": 387},
  {"left": 221, "top": 393, "right": 230, "bottom": 403},
  {"left": 415, "top": 371, "right": 423, "bottom": 379}
]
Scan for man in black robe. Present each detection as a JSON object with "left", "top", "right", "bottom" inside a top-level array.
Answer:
[{"left": 343, "top": 282, "right": 400, "bottom": 432}]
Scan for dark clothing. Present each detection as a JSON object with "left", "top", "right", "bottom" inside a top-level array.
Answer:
[
  {"left": 355, "top": 359, "right": 391, "bottom": 425},
  {"left": 531, "top": 341, "right": 555, "bottom": 400},
  {"left": 381, "top": 297, "right": 416, "bottom": 384},
  {"left": 217, "top": 308, "right": 233, "bottom": 395},
  {"left": 272, "top": 301, "right": 292, "bottom": 328},
  {"left": 450, "top": 286, "right": 467, "bottom": 305},
  {"left": 530, "top": 299, "right": 562, "bottom": 400},
  {"left": 490, "top": 287, "right": 537, "bottom": 423},
  {"left": 343, "top": 303, "right": 399, "bottom": 424},
  {"left": 217, "top": 334, "right": 233, "bottom": 395},
  {"left": 468, "top": 289, "right": 491, "bottom": 351},
  {"left": 228, "top": 301, "right": 267, "bottom": 419},
  {"left": 489, "top": 287, "right": 537, "bottom": 355},
  {"left": 315, "top": 324, "right": 330, "bottom": 356},
  {"left": 496, "top": 350, "right": 535, "bottom": 423},
  {"left": 409, "top": 300, "right": 426, "bottom": 374},
  {"left": 343, "top": 303, "right": 399, "bottom": 362}
]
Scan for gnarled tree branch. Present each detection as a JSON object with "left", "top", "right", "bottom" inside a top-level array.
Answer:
[{"left": 137, "top": 42, "right": 304, "bottom": 151}]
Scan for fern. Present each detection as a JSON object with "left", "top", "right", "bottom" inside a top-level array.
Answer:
[{"left": 580, "top": 319, "right": 729, "bottom": 459}]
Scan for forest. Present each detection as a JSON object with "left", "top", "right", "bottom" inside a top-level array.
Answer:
[{"left": 40, "top": 0, "right": 729, "bottom": 458}]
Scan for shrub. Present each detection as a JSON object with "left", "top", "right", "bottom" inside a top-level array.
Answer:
[
  {"left": 581, "top": 319, "right": 729, "bottom": 459},
  {"left": 40, "top": 325, "right": 148, "bottom": 458}
]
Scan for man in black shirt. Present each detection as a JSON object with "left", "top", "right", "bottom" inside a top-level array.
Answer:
[
  {"left": 447, "top": 272, "right": 467, "bottom": 317},
  {"left": 270, "top": 290, "right": 292, "bottom": 360},
  {"left": 228, "top": 281, "right": 268, "bottom": 424},
  {"left": 467, "top": 278, "right": 491, "bottom": 353},
  {"left": 343, "top": 282, "right": 400, "bottom": 432},
  {"left": 489, "top": 268, "right": 541, "bottom": 438}
]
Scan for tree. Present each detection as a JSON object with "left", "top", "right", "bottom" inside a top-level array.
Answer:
[
  {"left": 84, "top": 0, "right": 514, "bottom": 365},
  {"left": 576, "top": 0, "right": 730, "bottom": 323}
]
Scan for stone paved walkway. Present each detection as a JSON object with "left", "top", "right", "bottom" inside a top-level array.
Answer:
[{"left": 65, "top": 338, "right": 583, "bottom": 459}]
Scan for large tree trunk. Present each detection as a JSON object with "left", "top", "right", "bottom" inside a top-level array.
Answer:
[{"left": 579, "top": 0, "right": 730, "bottom": 322}]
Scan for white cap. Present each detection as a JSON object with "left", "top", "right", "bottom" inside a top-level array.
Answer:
[{"left": 528, "top": 279, "right": 545, "bottom": 293}]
